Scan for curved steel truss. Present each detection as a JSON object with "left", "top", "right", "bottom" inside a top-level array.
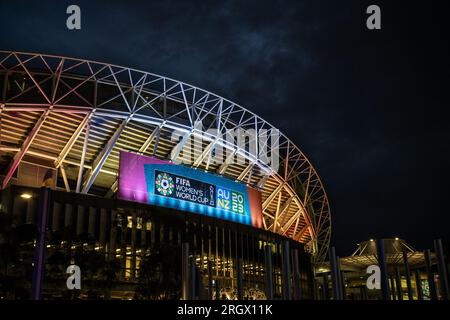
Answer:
[{"left": 0, "top": 51, "right": 331, "bottom": 261}]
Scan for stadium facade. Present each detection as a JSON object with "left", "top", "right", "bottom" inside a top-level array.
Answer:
[{"left": 0, "top": 51, "right": 331, "bottom": 300}]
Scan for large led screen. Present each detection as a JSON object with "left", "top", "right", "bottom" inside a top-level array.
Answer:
[{"left": 118, "top": 151, "right": 263, "bottom": 228}]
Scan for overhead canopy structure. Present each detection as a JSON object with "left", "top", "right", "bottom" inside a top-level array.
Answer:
[
  {"left": 0, "top": 51, "right": 331, "bottom": 261},
  {"left": 339, "top": 238, "right": 429, "bottom": 269}
]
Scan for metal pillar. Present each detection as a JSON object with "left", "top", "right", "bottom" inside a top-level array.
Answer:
[
  {"left": 181, "top": 242, "right": 189, "bottom": 300},
  {"left": 292, "top": 249, "right": 301, "bottom": 300},
  {"left": 237, "top": 258, "right": 243, "bottom": 300},
  {"left": 322, "top": 273, "right": 329, "bottom": 300},
  {"left": 389, "top": 275, "right": 396, "bottom": 300},
  {"left": 282, "top": 240, "right": 292, "bottom": 300},
  {"left": 395, "top": 266, "right": 403, "bottom": 300},
  {"left": 207, "top": 260, "right": 213, "bottom": 300},
  {"left": 329, "top": 246, "right": 340, "bottom": 300},
  {"left": 424, "top": 249, "right": 438, "bottom": 300},
  {"left": 414, "top": 269, "right": 423, "bottom": 300},
  {"left": 339, "top": 269, "right": 346, "bottom": 300},
  {"left": 190, "top": 256, "right": 196, "bottom": 299},
  {"left": 376, "top": 239, "right": 390, "bottom": 300},
  {"left": 434, "top": 239, "right": 449, "bottom": 300},
  {"left": 31, "top": 187, "right": 52, "bottom": 300},
  {"left": 402, "top": 251, "right": 413, "bottom": 300},
  {"left": 264, "top": 245, "right": 273, "bottom": 299}
]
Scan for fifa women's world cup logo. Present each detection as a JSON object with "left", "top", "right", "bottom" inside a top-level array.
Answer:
[{"left": 155, "top": 173, "right": 175, "bottom": 196}]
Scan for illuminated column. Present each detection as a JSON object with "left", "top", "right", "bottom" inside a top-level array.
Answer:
[
  {"left": 237, "top": 257, "right": 243, "bottom": 299},
  {"left": 402, "top": 251, "right": 413, "bottom": 300},
  {"left": 121, "top": 214, "right": 127, "bottom": 280},
  {"left": 130, "top": 211, "right": 137, "bottom": 280},
  {"left": 208, "top": 260, "right": 213, "bottom": 300},
  {"left": 414, "top": 269, "right": 423, "bottom": 300},
  {"left": 389, "top": 275, "right": 396, "bottom": 300},
  {"left": 31, "top": 187, "right": 51, "bottom": 300},
  {"left": 424, "top": 249, "right": 438, "bottom": 300},
  {"left": 264, "top": 244, "right": 273, "bottom": 299},
  {"left": 395, "top": 266, "right": 403, "bottom": 300}
]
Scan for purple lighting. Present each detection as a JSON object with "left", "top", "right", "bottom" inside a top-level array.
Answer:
[{"left": 118, "top": 151, "right": 170, "bottom": 203}]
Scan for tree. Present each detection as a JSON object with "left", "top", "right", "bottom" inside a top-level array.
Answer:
[{"left": 135, "top": 243, "right": 181, "bottom": 300}]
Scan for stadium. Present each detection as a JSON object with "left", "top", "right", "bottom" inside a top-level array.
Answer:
[{"left": 0, "top": 51, "right": 331, "bottom": 300}]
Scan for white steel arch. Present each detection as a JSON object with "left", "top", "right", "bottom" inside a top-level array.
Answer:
[{"left": 0, "top": 51, "right": 331, "bottom": 261}]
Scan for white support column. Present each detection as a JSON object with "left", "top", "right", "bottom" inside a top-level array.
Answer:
[
  {"left": 262, "top": 182, "right": 285, "bottom": 211},
  {"left": 272, "top": 192, "right": 283, "bottom": 232},
  {"left": 1, "top": 109, "right": 50, "bottom": 189},
  {"left": 281, "top": 209, "right": 302, "bottom": 236},
  {"left": 237, "top": 162, "right": 253, "bottom": 181},
  {"left": 76, "top": 120, "right": 90, "bottom": 193},
  {"left": 54, "top": 113, "right": 90, "bottom": 168},
  {"left": 60, "top": 164, "right": 70, "bottom": 192},
  {"left": 193, "top": 140, "right": 214, "bottom": 167},
  {"left": 271, "top": 196, "right": 293, "bottom": 232},
  {"left": 217, "top": 149, "right": 236, "bottom": 174},
  {"left": 139, "top": 125, "right": 160, "bottom": 154},
  {"left": 170, "top": 131, "right": 191, "bottom": 162}
]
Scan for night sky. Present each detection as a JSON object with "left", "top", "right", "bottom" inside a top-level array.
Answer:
[{"left": 1, "top": 0, "right": 449, "bottom": 256}]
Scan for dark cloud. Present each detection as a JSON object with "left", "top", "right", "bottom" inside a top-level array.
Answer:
[{"left": 1, "top": 0, "right": 449, "bottom": 255}]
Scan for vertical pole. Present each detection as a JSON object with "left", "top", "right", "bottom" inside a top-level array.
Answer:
[
  {"left": 190, "top": 256, "right": 196, "bottom": 299},
  {"left": 31, "top": 187, "right": 51, "bottom": 300},
  {"left": 282, "top": 240, "right": 292, "bottom": 300},
  {"left": 264, "top": 244, "right": 273, "bottom": 299},
  {"left": 389, "top": 275, "right": 396, "bottom": 300},
  {"left": 414, "top": 269, "right": 423, "bottom": 300},
  {"left": 402, "top": 251, "right": 413, "bottom": 300},
  {"left": 434, "top": 239, "right": 449, "bottom": 300},
  {"left": 237, "top": 258, "right": 243, "bottom": 300},
  {"left": 293, "top": 249, "right": 301, "bottom": 300},
  {"left": 207, "top": 260, "right": 213, "bottom": 300},
  {"left": 329, "top": 246, "right": 340, "bottom": 300},
  {"left": 424, "top": 249, "right": 437, "bottom": 300},
  {"left": 181, "top": 242, "right": 189, "bottom": 300},
  {"left": 339, "top": 269, "right": 346, "bottom": 300},
  {"left": 395, "top": 266, "right": 403, "bottom": 300},
  {"left": 376, "top": 239, "right": 390, "bottom": 300},
  {"left": 322, "top": 273, "right": 329, "bottom": 300}
]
